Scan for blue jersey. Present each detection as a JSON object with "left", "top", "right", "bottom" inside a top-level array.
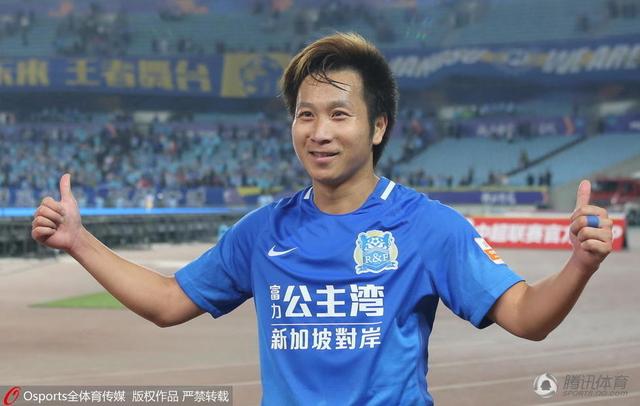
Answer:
[{"left": 175, "top": 177, "right": 524, "bottom": 405}]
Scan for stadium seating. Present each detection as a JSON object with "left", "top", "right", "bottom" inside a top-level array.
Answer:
[
  {"left": 396, "top": 135, "right": 578, "bottom": 187},
  {"left": 4, "top": 111, "right": 637, "bottom": 207},
  {"left": 1, "top": 0, "right": 639, "bottom": 56},
  {"left": 509, "top": 133, "right": 640, "bottom": 186},
  {"left": 0, "top": 115, "right": 425, "bottom": 207}
]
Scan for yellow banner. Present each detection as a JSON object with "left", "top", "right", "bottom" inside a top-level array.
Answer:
[{"left": 221, "top": 53, "right": 290, "bottom": 98}]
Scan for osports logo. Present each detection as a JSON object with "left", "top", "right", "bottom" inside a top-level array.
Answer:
[
  {"left": 353, "top": 230, "right": 399, "bottom": 274},
  {"left": 3, "top": 386, "right": 20, "bottom": 406}
]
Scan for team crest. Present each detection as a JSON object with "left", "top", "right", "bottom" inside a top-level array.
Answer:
[{"left": 353, "top": 230, "right": 399, "bottom": 274}]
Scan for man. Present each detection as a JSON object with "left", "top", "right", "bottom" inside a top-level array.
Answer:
[{"left": 32, "top": 33, "right": 612, "bottom": 405}]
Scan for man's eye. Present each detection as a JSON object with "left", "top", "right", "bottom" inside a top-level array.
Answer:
[
  {"left": 297, "top": 111, "right": 312, "bottom": 118},
  {"left": 332, "top": 111, "right": 348, "bottom": 118}
]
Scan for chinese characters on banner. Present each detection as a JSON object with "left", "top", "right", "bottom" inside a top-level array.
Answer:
[
  {"left": 0, "top": 58, "right": 216, "bottom": 95},
  {"left": 469, "top": 216, "right": 626, "bottom": 250}
]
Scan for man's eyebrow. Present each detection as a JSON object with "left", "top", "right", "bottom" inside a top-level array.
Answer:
[{"left": 295, "top": 100, "right": 354, "bottom": 110}]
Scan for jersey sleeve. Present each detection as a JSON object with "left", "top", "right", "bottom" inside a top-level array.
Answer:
[
  {"left": 174, "top": 206, "right": 270, "bottom": 318},
  {"left": 427, "top": 203, "right": 525, "bottom": 329}
]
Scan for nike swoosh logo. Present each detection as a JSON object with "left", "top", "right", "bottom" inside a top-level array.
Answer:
[{"left": 268, "top": 245, "right": 297, "bottom": 257}]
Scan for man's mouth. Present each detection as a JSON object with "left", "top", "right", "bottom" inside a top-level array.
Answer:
[{"left": 310, "top": 151, "right": 339, "bottom": 158}]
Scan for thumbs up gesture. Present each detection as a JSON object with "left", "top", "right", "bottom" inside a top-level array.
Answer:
[
  {"left": 32, "top": 174, "right": 84, "bottom": 252},
  {"left": 569, "top": 180, "right": 613, "bottom": 274}
]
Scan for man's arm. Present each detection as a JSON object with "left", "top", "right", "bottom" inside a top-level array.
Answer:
[
  {"left": 487, "top": 180, "right": 613, "bottom": 341},
  {"left": 32, "top": 174, "right": 204, "bottom": 327}
]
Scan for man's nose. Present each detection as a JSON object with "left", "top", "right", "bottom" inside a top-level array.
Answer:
[{"left": 310, "top": 119, "right": 333, "bottom": 144}]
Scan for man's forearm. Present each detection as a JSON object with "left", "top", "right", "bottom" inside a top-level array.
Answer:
[
  {"left": 516, "top": 255, "right": 596, "bottom": 340},
  {"left": 68, "top": 227, "right": 173, "bottom": 325},
  {"left": 490, "top": 181, "right": 613, "bottom": 341}
]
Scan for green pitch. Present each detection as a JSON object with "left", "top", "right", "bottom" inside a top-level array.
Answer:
[{"left": 33, "top": 292, "right": 125, "bottom": 309}]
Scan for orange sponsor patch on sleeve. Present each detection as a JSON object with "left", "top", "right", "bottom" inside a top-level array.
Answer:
[{"left": 474, "top": 237, "right": 505, "bottom": 265}]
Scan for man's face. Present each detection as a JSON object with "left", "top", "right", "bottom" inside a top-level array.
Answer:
[{"left": 291, "top": 69, "right": 385, "bottom": 188}]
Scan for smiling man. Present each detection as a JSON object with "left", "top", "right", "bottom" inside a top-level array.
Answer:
[
  {"left": 289, "top": 68, "right": 387, "bottom": 214},
  {"left": 32, "top": 33, "right": 613, "bottom": 405}
]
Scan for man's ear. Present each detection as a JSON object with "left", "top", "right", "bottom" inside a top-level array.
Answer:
[{"left": 372, "top": 115, "right": 387, "bottom": 146}]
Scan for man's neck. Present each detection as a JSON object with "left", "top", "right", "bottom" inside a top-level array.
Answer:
[{"left": 312, "top": 173, "right": 380, "bottom": 215}]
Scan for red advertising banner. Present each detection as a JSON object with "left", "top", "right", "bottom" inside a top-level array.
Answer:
[{"left": 468, "top": 216, "right": 626, "bottom": 251}]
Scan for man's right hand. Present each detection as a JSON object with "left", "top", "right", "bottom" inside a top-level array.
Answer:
[
  {"left": 32, "top": 173, "right": 83, "bottom": 252},
  {"left": 30, "top": 173, "right": 203, "bottom": 326}
]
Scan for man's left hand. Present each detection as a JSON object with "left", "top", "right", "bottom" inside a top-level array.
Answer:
[{"left": 569, "top": 179, "right": 613, "bottom": 274}]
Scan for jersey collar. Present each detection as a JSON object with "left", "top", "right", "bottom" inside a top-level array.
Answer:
[{"left": 303, "top": 177, "right": 396, "bottom": 215}]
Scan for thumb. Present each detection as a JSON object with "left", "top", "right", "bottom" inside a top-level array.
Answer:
[
  {"left": 59, "top": 173, "right": 74, "bottom": 202},
  {"left": 574, "top": 179, "right": 591, "bottom": 210}
]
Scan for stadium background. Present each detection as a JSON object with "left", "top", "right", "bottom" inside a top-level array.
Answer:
[{"left": 1, "top": 0, "right": 639, "bottom": 405}]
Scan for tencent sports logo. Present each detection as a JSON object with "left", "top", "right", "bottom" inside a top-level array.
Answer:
[
  {"left": 3, "top": 386, "right": 20, "bottom": 406},
  {"left": 533, "top": 373, "right": 558, "bottom": 398},
  {"left": 353, "top": 230, "right": 399, "bottom": 274}
]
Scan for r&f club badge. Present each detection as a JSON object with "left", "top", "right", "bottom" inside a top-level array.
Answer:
[{"left": 353, "top": 230, "right": 399, "bottom": 274}]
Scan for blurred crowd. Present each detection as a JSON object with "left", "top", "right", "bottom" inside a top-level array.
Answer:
[
  {"left": 1, "top": 0, "right": 498, "bottom": 58},
  {"left": 0, "top": 9, "right": 35, "bottom": 46},
  {"left": 0, "top": 104, "right": 571, "bottom": 204},
  {"left": 0, "top": 109, "right": 444, "bottom": 199},
  {"left": 0, "top": 115, "right": 302, "bottom": 193},
  {"left": 53, "top": 3, "right": 131, "bottom": 57},
  {"left": 1, "top": 0, "right": 636, "bottom": 60},
  {"left": 576, "top": 0, "right": 639, "bottom": 33}
]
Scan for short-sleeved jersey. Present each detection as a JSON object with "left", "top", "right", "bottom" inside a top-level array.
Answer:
[{"left": 175, "top": 177, "right": 524, "bottom": 405}]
